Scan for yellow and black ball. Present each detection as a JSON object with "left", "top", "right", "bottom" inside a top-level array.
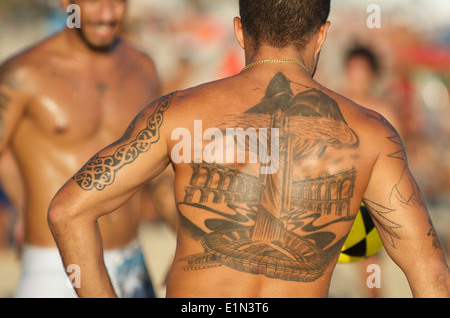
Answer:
[{"left": 338, "top": 203, "right": 384, "bottom": 263}]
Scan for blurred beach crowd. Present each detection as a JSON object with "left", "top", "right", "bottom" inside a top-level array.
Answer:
[{"left": 0, "top": 0, "right": 449, "bottom": 298}]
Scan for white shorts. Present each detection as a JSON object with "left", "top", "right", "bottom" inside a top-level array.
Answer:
[{"left": 14, "top": 241, "right": 155, "bottom": 298}]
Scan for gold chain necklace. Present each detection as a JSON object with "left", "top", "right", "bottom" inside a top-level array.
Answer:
[{"left": 241, "top": 59, "right": 307, "bottom": 73}]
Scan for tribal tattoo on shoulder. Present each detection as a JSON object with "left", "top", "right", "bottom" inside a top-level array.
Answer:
[
  {"left": 73, "top": 92, "right": 176, "bottom": 191},
  {"left": 177, "top": 73, "right": 361, "bottom": 283}
]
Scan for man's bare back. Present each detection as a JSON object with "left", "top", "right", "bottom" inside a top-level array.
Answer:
[
  {"left": 160, "top": 69, "right": 405, "bottom": 297},
  {"left": 51, "top": 65, "right": 447, "bottom": 297}
]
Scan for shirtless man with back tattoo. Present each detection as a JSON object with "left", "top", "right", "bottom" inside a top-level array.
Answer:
[{"left": 49, "top": 0, "right": 449, "bottom": 298}]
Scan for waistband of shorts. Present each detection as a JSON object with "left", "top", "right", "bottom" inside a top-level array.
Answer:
[
  {"left": 21, "top": 240, "right": 142, "bottom": 269},
  {"left": 103, "top": 239, "right": 141, "bottom": 256},
  {"left": 103, "top": 239, "right": 144, "bottom": 267},
  {"left": 20, "top": 244, "right": 64, "bottom": 271}
]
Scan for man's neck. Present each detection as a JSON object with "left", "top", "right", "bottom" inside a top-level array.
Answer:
[{"left": 244, "top": 45, "right": 314, "bottom": 76}]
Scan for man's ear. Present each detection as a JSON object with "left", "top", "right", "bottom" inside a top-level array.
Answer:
[
  {"left": 234, "top": 17, "right": 245, "bottom": 49},
  {"left": 315, "top": 21, "right": 331, "bottom": 56}
]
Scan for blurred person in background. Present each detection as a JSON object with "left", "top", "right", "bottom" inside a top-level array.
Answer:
[
  {"left": 0, "top": 0, "right": 176, "bottom": 297},
  {"left": 343, "top": 45, "right": 404, "bottom": 138},
  {"left": 48, "top": 0, "right": 448, "bottom": 298},
  {"left": 339, "top": 45, "right": 404, "bottom": 298}
]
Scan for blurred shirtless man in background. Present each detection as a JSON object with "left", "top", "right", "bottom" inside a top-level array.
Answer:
[{"left": 0, "top": 0, "right": 174, "bottom": 297}]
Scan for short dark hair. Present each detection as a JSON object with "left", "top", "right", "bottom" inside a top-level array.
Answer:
[
  {"left": 345, "top": 46, "right": 380, "bottom": 74},
  {"left": 239, "top": 0, "right": 331, "bottom": 51}
]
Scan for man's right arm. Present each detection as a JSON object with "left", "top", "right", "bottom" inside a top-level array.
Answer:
[
  {"left": 48, "top": 92, "right": 176, "bottom": 297},
  {"left": 363, "top": 114, "right": 449, "bottom": 298}
]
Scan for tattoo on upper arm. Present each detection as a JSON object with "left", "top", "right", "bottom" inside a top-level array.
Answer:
[
  {"left": 427, "top": 218, "right": 443, "bottom": 250},
  {"left": 0, "top": 63, "right": 18, "bottom": 90},
  {"left": 364, "top": 117, "right": 427, "bottom": 249},
  {"left": 386, "top": 134, "right": 425, "bottom": 209},
  {"left": 0, "top": 92, "right": 10, "bottom": 137},
  {"left": 386, "top": 135, "right": 406, "bottom": 161},
  {"left": 0, "top": 63, "right": 16, "bottom": 141},
  {"left": 363, "top": 198, "right": 401, "bottom": 248},
  {"left": 73, "top": 92, "right": 176, "bottom": 191}
]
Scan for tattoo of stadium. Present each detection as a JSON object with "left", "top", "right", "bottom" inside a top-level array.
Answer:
[
  {"left": 178, "top": 73, "right": 360, "bottom": 282},
  {"left": 73, "top": 92, "right": 176, "bottom": 191}
]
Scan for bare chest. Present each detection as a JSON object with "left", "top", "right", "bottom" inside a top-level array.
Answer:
[{"left": 23, "top": 60, "right": 155, "bottom": 142}]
